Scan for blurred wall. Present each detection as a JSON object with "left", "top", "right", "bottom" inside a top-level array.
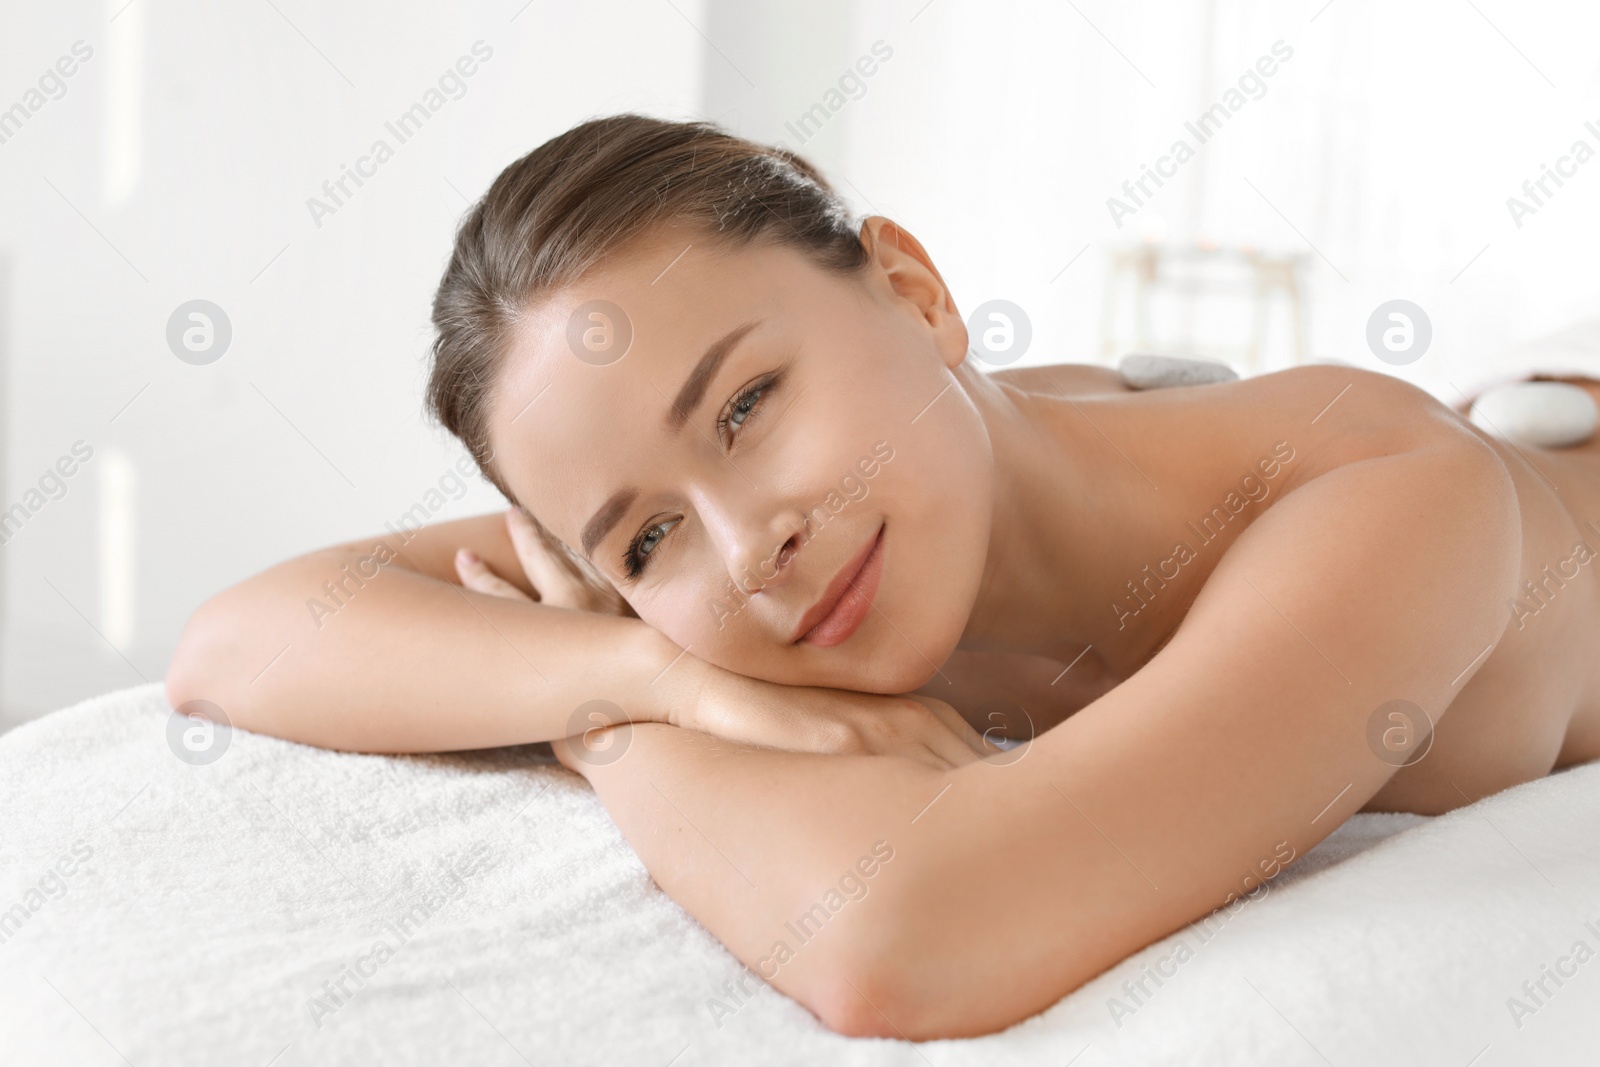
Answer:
[{"left": 0, "top": 0, "right": 707, "bottom": 723}]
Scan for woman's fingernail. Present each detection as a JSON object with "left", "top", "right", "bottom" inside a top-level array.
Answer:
[{"left": 458, "top": 548, "right": 478, "bottom": 563}]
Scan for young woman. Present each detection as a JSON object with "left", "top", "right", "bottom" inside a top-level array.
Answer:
[{"left": 166, "top": 114, "right": 1600, "bottom": 1040}]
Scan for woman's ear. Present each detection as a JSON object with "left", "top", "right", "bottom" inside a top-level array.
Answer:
[{"left": 859, "top": 216, "right": 968, "bottom": 371}]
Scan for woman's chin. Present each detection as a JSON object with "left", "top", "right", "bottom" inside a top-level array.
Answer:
[
  {"left": 692, "top": 614, "right": 963, "bottom": 693},
  {"left": 788, "top": 651, "right": 947, "bottom": 695}
]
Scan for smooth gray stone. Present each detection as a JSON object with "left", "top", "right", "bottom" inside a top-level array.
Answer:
[{"left": 1118, "top": 353, "right": 1240, "bottom": 389}]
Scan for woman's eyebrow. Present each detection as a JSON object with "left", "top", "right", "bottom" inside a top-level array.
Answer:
[
  {"left": 581, "top": 487, "right": 638, "bottom": 561},
  {"left": 663, "top": 319, "right": 762, "bottom": 433}
]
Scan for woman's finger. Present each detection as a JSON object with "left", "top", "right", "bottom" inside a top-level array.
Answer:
[
  {"left": 923, "top": 727, "right": 983, "bottom": 769},
  {"left": 455, "top": 547, "right": 533, "bottom": 601},
  {"left": 505, "top": 507, "right": 588, "bottom": 608},
  {"left": 908, "top": 696, "right": 991, "bottom": 766}
]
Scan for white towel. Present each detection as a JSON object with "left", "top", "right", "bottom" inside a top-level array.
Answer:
[{"left": 1, "top": 683, "right": 1595, "bottom": 1065}]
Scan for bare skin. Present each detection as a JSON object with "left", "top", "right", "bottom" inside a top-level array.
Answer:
[{"left": 166, "top": 215, "right": 1600, "bottom": 1040}]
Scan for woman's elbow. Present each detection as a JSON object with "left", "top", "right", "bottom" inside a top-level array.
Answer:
[
  {"left": 803, "top": 874, "right": 1041, "bottom": 1041},
  {"left": 809, "top": 959, "right": 910, "bottom": 1039},
  {"left": 797, "top": 895, "right": 964, "bottom": 1040},
  {"left": 165, "top": 599, "right": 251, "bottom": 726},
  {"left": 165, "top": 605, "right": 213, "bottom": 708},
  {"left": 814, "top": 954, "right": 1037, "bottom": 1041},
  {"left": 811, "top": 950, "right": 994, "bottom": 1041}
]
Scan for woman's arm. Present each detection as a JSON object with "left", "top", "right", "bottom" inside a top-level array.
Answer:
[
  {"left": 551, "top": 723, "right": 947, "bottom": 1037},
  {"left": 166, "top": 507, "right": 992, "bottom": 760},
  {"left": 555, "top": 434, "right": 1521, "bottom": 1040},
  {"left": 163, "top": 510, "right": 703, "bottom": 752}
]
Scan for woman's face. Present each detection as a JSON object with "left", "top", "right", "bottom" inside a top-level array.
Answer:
[{"left": 488, "top": 218, "right": 994, "bottom": 693}]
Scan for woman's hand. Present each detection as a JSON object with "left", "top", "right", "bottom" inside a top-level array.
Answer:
[
  {"left": 459, "top": 508, "right": 996, "bottom": 771},
  {"left": 553, "top": 683, "right": 992, "bottom": 776},
  {"left": 680, "top": 670, "right": 999, "bottom": 771},
  {"left": 455, "top": 506, "right": 631, "bottom": 616}
]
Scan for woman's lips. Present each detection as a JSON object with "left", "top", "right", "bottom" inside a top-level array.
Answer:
[{"left": 792, "top": 523, "right": 886, "bottom": 647}]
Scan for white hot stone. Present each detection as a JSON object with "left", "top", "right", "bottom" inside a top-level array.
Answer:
[{"left": 1470, "top": 381, "right": 1598, "bottom": 449}]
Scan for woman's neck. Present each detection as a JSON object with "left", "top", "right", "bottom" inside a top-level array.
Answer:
[{"left": 955, "top": 362, "right": 1197, "bottom": 679}]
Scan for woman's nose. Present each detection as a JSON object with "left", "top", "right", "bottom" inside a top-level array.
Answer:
[{"left": 721, "top": 506, "right": 809, "bottom": 595}]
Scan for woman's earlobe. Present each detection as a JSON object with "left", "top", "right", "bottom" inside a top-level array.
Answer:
[{"left": 932, "top": 306, "right": 970, "bottom": 369}]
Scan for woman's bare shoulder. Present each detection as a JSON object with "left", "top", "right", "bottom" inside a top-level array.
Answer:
[
  {"left": 1239, "top": 361, "right": 1455, "bottom": 420},
  {"left": 1004, "top": 359, "right": 1467, "bottom": 455},
  {"left": 1169, "top": 362, "right": 1505, "bottom": 491}
]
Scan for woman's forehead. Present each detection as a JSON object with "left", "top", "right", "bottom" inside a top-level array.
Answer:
[
  {"left": 489, "top": 243, "right": 808, "bottom": 548},
  {"left": 490, "top": 331, "right": 658, "bottom": 550}
]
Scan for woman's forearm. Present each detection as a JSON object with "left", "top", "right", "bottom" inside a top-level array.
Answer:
[
  {"left": 563, "top": 722, "right": 947, "bottom": 1036},
  {"left": 165, "top": 544, "right": 704, "bottom": 752}
]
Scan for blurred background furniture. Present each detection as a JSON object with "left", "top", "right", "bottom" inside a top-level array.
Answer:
[{"left": 1100, "top": 241, "right": 1309, "bottom": 376}]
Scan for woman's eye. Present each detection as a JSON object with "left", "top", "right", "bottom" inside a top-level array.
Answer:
[
  {"left": 624, "top": 517, "right": 679, "bottom": 579},
  {"left": 638, "top": 520, "right": 673, "bottom": 556},
  {"left": 718, "top": 375, "right": 777, "bottom": 444},
  {"left": 730, "top": 387, "right": 762, "bottom": 426}
]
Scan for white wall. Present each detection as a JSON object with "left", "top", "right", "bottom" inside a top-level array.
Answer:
[
  {"left": 0, "top": 0, "right": 707, "bottom": 723},
  {"left": 4, "top": 0, "right": 1598, "bottom": 724}
]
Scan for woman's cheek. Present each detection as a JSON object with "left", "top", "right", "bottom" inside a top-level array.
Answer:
[
  {"left": 645, "top": 583, "right": 741, "bottom": 654},
  {"left": 696, "top": 583, "right": 739, "bottom": 639}
]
